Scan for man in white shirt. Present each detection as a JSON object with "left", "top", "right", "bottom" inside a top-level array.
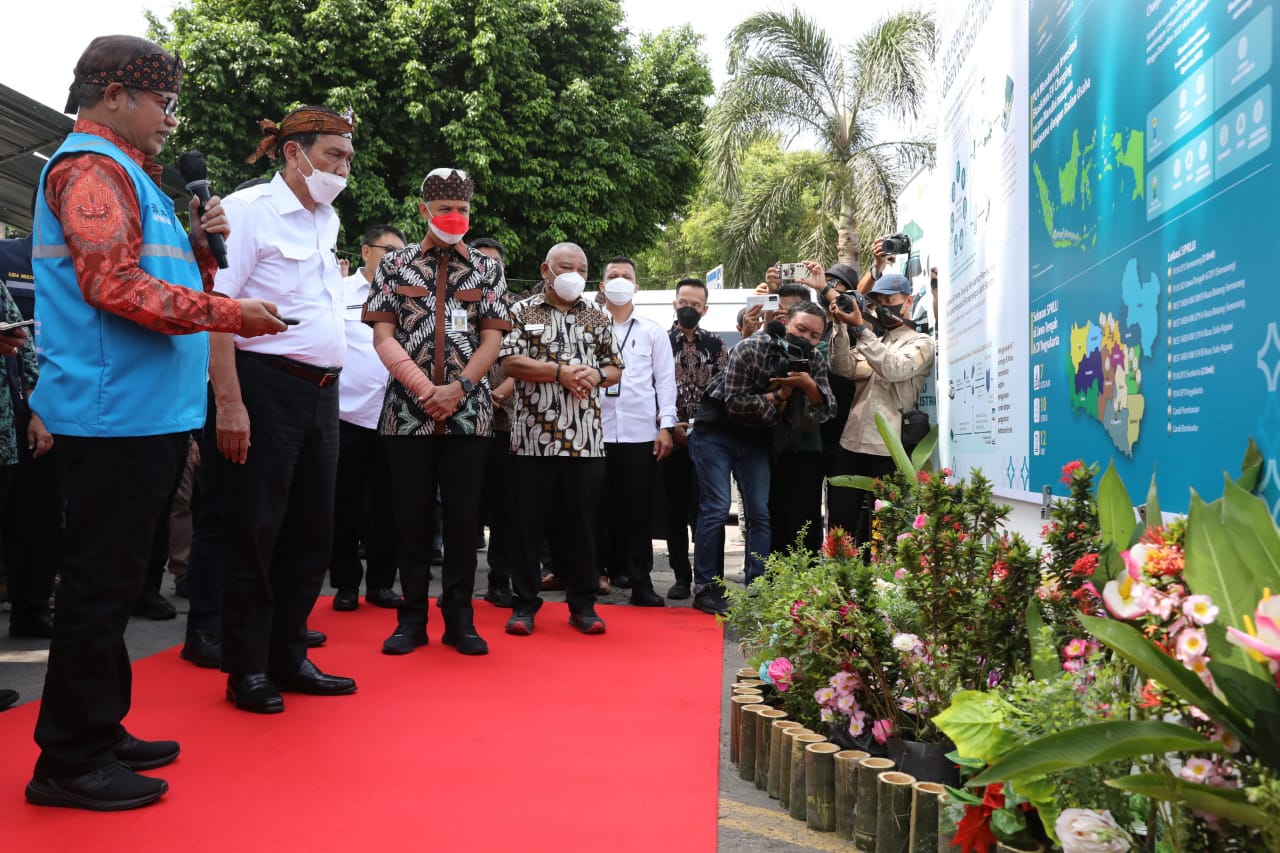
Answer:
[
  {"left": 598, "top": 256, "right": 677, "bottom": 606},
  {"left": 211, "top": 106, "right": 358, "bottom": 713},
  {"left": 329, "top": 225, "right": 406, "bottom": 611}
]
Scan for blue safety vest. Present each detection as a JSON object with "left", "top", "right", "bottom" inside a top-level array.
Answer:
[{"left": 31, "top": 132, "right": 208, "bottom": 437}]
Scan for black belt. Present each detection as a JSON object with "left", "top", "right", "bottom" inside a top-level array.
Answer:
[{"left": 240, "top": 351, "right": 341, "bottom": 387}]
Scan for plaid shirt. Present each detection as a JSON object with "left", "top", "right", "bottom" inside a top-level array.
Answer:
[
  {"left": 704, "top": 333, "right": 834, "bottom": 430},
  {"left": 669, "top": 325, "right": 728, "bottom": 423}
]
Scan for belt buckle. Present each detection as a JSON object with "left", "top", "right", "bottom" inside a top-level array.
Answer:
[{"left": 319, "top": 372, "right": 337, "bottom": 387}]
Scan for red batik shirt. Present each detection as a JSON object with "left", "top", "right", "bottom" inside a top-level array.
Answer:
[{"left": 42, "top": 118, "right": 242, "bottom": 334}]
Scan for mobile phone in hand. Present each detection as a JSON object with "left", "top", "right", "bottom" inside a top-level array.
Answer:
[{"left": 0, "top": 319, "right": 35, "bottom": 333}]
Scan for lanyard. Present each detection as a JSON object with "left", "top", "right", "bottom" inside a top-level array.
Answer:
[{"left": 617, "top": 317, "right": 636, "bottom": 352}]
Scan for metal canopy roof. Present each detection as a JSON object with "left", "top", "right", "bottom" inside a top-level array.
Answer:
[{"left": 0, "top": 82, "right": 189, "bottom": 233}]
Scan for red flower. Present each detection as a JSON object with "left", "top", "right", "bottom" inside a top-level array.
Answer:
[
  {"left": 822, "top": 527, "right": 856, "bottom": 559},
  {"left": 1071, "top": 553, "right": 1099, "bottom": 577},
  {"left": 951, "top": 783, "right": 1004, "bottom": 853},
  {"left": 916, "top": 470, "right": 931, "bottom": 484},
  {"left": 1060, "top": 460, "right": 1084, "bottom": 483}
]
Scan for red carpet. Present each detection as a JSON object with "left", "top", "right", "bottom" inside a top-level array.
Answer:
[{"left": 0, "top": 602, "right": 723, "bottom": 851}]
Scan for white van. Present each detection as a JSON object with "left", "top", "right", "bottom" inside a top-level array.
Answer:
[{"left": 590, "top": 286, "right": 814, "bottom": 348}]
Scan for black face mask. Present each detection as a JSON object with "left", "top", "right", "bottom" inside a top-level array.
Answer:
[
  {"left": 783, "top": 333, "right": 814, "bottom": 358},
  {"left": 676, "top": 306, "right": 701, "bottom": 330}
]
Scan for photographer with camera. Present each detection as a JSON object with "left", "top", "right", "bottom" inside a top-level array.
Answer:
[
  {"left": 688, "top": 302, "right": 834, "bottom": 615},
  {"left": 826, "top": 271, "right": 935, "bottom": 549}
]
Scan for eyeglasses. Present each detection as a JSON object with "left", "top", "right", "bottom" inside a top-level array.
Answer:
[
  {"left": 365, "top": 244, "right": 399, "bottom": 253},
  {"left": 130, "top": 88, "right": 178, "bottom": 116}
]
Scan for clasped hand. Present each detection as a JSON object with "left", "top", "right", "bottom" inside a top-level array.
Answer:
[{"left": 557, "top": 363, "right": 599, "bottom": 400}]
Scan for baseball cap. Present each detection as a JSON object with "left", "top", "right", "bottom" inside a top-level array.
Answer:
[
  {"left": 824, "top": 263, "right": 859, "bottom": 290},
  {"left": 870, "top": 273, "right": 911, "bottom": 296}
]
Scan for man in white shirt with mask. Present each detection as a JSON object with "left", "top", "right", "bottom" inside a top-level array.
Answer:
[
  {"left": 211, "top": 106, "right": 357, "bottom": 714},
  {"left": 597, "top": 256, "right": 676, "bottom": 605}
]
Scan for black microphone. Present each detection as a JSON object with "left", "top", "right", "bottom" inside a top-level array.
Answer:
[
  {"left": 176, "top": 150, "right": 228, "bottom": 269},
  {"left": 766, "top": 319, "right": 787, "bottom": 339}
]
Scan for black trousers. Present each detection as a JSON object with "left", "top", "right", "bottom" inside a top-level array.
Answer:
[
  {"left": 186, "top": 391, "right": 223, "bottom": 635},
  {"left": 330, "top": 419, "right": 397, "bottom": 593},
  {"left": 386, "top": 435, "right": 487, "bottom": 633},
  {"left": 769, "top": 449, "right": 825, "bottom": 555},
  {"left": 509, "top": 456, "right": 605, "bottom": 615},
  {"left": 602, "top": 441, "right": 657, "bottom": 591},
  {"left": 33, "top": 432, "right": 187, "bottom": 778},
  {"left": 3, "top": 442, "right": 66, "bottom": 625},
  {"left": 826, "top": 448, "right": 897, "bottom": 549},
  {"left": 482, "top": 432, "right": 512, "bottom": 589},
  {"left": 142, "top": 434, "right": 192, "bottom": 598},
  {"left": 220, "top": 354, "right": 339, "bottom": 676},
  {"left": 660, "top": 446, "right": 698, "bottom": 585}
]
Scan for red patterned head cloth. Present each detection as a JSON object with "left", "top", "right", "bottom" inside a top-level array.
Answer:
[
  {"left": 420, "top": 168, "right": 474, "bottom": 201},
  {"left": 246, "top": 106, "right": 356, "bottom": 165},
  {"left": 67, "top": 50, "right": 183, "bottom": 112}
]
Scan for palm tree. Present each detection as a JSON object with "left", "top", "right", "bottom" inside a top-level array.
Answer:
[{"left": 704, "top": 6, "right": 935, "bottom": 282}]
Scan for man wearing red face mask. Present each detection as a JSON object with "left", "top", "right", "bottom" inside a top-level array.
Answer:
[{"left": 363, "top": 168, "right": 511, "bottom": 657}]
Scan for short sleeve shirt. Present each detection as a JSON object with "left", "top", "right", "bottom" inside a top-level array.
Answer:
[
  {"left": 498, "top": 293, "right": 623, "bottom": 458},
  {"left": 362, "top": 241, "right": 511, "bottom": 437}
]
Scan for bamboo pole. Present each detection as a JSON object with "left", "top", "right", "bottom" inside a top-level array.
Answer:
[
  {"left": 736, "top": 667, "right": 759, "bottom": 681},
  {"left": 788, "top": 733, "right": 829, "bottom": 820},
  {"left": 778, "top": 727, "right": 812, "bottom": 810},
  {"left": 729, "top": 695, "right": 760, "bottom": 766},
  {"left": 909, "top": 782, "right": 946, "bottom": 853},
  {"left": 738, "top": 704, "right": 770, "bottom": 782},
  {"left": 834, "top": 750, "right": 871, "bottom": 841},
  {"left": 755, "top": 709, "right": 788, "bottom": 790},
  {"left": 768, "top": 720, "right": 803, "bottom": 799},
  {"left": 805, "top": 742, "right": 843, "bottom": 831},
  {"left": 854, "top": 757, "right": 896, "bottom": 851},
  {"left": 876, "top": 771, "right": 916, "bottom": 853}
]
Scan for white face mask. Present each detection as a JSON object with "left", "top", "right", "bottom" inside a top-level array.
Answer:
[
  {"left": 300, "top": 150, "right": 347, "bottom": 206},
  {"left": 603, "top": 277, "right": 636, "bottom": 306},
  {"left": 551, "top": 271, "right": 586, "bottom": 301}
]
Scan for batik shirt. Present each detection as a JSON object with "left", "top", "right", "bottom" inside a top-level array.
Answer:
[
  {"left": 0, "top": 284, "right": 38, "bottom": 466},
  {"left": 362, "top": 242, "right": 511, "bottom": 437},
  {"left": 669, "top": 324, "right": 728, "bottom": 423},
  {"left": 499, "top": 293, "right": 623, "bottom": 458}
]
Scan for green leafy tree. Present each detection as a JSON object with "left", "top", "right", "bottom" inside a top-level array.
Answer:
[
  {"left": 150, "top": 0, "right": 712, "bottom": 278},
  {"left": 703, "top": 6, "right": 935, "bottom": 281},
  {"left": 635, "top": 136, "right": 831, "bottom": 289}
]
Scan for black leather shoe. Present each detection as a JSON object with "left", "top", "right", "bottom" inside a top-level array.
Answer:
[
  {"left": 225, "top": 674, "right": 284, "bottom": 714},
  {"left": 442, "top": 628, "right": 489, "bottom": 655},
  {"left": 306, "top": 629, "right": 327, "bottom": 648},
  {"left": 0, "top": 688, "right": 19, "bottom": 711},
  {"left": 693, "top": 585, "right": 729, "bottom": 615},
  {"left": 271, "top": 660, "right": 356, "bottom": 695},
  {"left": 666, "top": 582, "right": 691, "bottom": 600},
  {"left": 132, "top": 589, "right": 176, "bottom": 621},
  {"left": 9, "top": 609, "right": 54, "bottom": 639},
  {"left": 483, "top": 586, "right": 514, "bottom": 608},
  {"left": 366, "top": 587, "right": 403, "bottom": 608},
  {"left": 505, "top": 611, "right": 536, "bottom": 636},
  {"left": 180, "top": 629, "right": 221, "bottom": 669},
  {"left": 630, "top": 587, "right": 665, "bottom": 607},
  {"left": 568, "top": 612, "right": 607, "bottom": 634},
  {"left": 26, "top": 762, "right": 168, "bottom": 811},
  {"left": 612, "top": 573, "right": 634, "bottom": 590},
  {"left": 333, "top": 589, "right": 359, "bottom": 611},
  {"left": 113, "top": 734, "right": 180, "bottom": 771},
  {"left": 382, "top": 624, "right": 429, "bottom": 655}
]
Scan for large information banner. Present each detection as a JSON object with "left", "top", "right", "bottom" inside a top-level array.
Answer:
[
  {"left": 1025, "top": 0, "right": 1280, "bottom": 514},
  {"left": 936, "top": 0, "right": 1034, "bottom": 501}
]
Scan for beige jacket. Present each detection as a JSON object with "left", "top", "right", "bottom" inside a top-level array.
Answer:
[{"left": 829, "top": 322, "right": 936, "bottom": 456}]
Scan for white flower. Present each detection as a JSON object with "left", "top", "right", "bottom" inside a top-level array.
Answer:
[
  {"left": 1182, "top": 594, "right": 1219, "bottom": 626},
  {"left": 1055, "top": 809, "right": 1134, "bottom": 853},
  {"left": 873, "top": 578, "right": 895, "bottom": 594},
  {"left": 891, "top": 633, "right": 920, "bottom": 653}
]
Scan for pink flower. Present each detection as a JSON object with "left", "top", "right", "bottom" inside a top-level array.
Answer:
[
  {"left": 912, "top": 513, "right": 927, "bottom": 530},
  {"left": 1212, "top": 726, "right": 1242, "bottom": 754},
  {"left": 766, "top": 657, "right": 794, "bottom": 691},
  {"left": 835, "top": 693, "right": 856, "bottom": 715},
  {"left": 1175, "top": 629, "right": 1208, "bottom": 663},
  {"left": 1181, "top": 757, "right": 1214, "bottom": 783},
  {"left": 829, "top": 671, "right": 859, "bottom": 695},
  {"left": 893, "top": 568, "right": 906, "bottom": 580},
  {"left": 1101, "top": 565, "right": 1148, "bottom": 620},
  {"left": 813, "top": 686, "right": 836, "bottom": 707},
  {"left": 871, "top": 718, "right": 893, "bottom": 745},
  {"left": 1062, "top": 658, "right": 1084, "bottom": 672},
  {"left": 1063, "top": 638, "right": 1089, "bottom": 659},
  {"left": 1226, "top": 594, "right": 1280, "bottom": 662},
  {"left": 848, "top": 709, "right": 868, "bottom": 738}
]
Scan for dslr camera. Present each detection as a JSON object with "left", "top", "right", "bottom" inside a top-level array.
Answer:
[
  {"left": 880, "top": 233, "right": 912, "bottom": 256},
  {"left": 768, "top": 332, "right": 811, "bottom": 376}
]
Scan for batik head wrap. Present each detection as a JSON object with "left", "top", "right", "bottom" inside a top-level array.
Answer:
[
  {"left": 246, "top": 107, "right": 355, "bottom": 165},
  {"left": 65, "top": 51, "right": 183, "bottom": 112},
  {"left": 420, "top": 169, "right": 475, "bottom": 201}
]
